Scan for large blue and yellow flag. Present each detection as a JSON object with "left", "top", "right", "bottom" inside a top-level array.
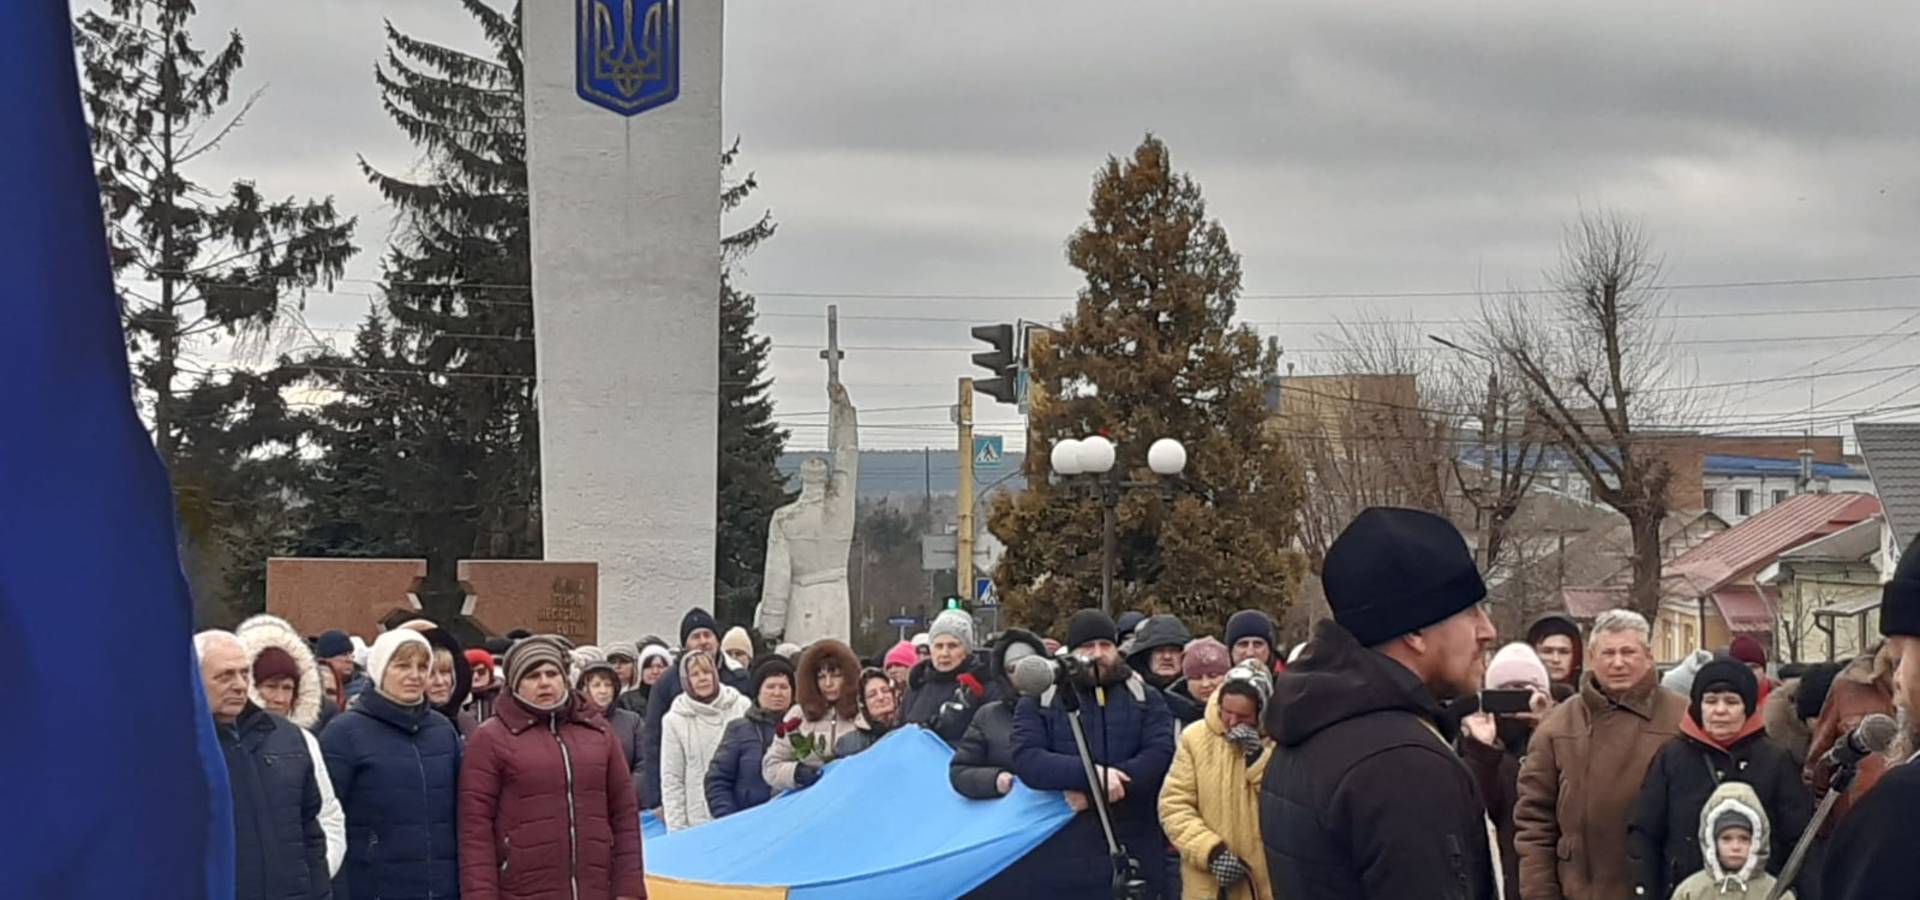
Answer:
[
  {"left": 646, "top": 727, "right": 1073, "bottom": 900},
  {"left": 0, "top": 1, "right": 233, "bottom": 897}
]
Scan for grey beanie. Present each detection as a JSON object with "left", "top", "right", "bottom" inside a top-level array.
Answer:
[{"left": 928, "top": 609, "right": 976, "bottom": 651}]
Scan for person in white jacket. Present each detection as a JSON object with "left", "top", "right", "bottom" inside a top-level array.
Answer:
[
  {"left": 235, "top": 613, "right": 345, "bottom": 874},
  {"left": 659, "top": 649, "right": 751, "bottom": 830}
]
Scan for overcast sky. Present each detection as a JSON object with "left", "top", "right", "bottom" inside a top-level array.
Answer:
[{"left": 177, "top": 0, "right": 1920, "bottom": 450}]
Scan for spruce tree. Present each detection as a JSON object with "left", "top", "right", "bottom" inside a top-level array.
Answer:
[
  {"left": 987, "top": 135, "right": 1307, "bottom": 637},
  {"left": 296, "top": 0, "right": 538, "bottom": 609},
  {"left": 714, "top": 144, "right": 790, "bottom": 628}
]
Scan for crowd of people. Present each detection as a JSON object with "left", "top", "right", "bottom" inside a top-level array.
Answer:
[{"left": 196, "top": 506, "right": 1920, "bottom": 900}]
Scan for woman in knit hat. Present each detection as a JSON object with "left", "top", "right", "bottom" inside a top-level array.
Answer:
[
  {"left": 658, "top": 650, "right": 751, "bottom": 830},
  {"left": 464, "top": 648, "right": 501, "bottom": 724},
  {"left": 577, "top": 657, "right": 647, "bottom": 803},
  {"left": 1159, "top": 660, "right": 1274, "bottom": 899},
  {"left": 1459, "top": 642, "right": 1554, "bottom": 900},
  {"left": 706, "top": 656, "right": 797, "bottom": 819},
  {"left": 835, "top": 668, "right": 901, "bottom": 757},
  {"left": 899, "top": 608, "right": 990, "bottom": 745},
  {"left": 319, "top": 628, "right": 462, "bottom": 900},
  {"left": 721, "top": 626, "right": 755, "bottom": 671},
  {"left": 615, "top": 641, "right": 672, "bottom": 717},
  {"left": 882, "top": 640, "right": 918, "bottom": 694},
  {"left": 1171, "top": 636, "right": 1231, "bottom": 725},
  {"left": 458, "top": 635, "right": 645, "bottom": 898},
  {"left": 1628, "top": 658, "right": 1810, "bottom": 900}
]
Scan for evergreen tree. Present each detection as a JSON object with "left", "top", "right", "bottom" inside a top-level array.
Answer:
[
  {"left": 77, "top": 0, "right": 356, "bottom": 621},
  {"left": 987, "top": 135, "right": 1307, "bottom": 637},
  {"left": 714, "top": 143, "right": 789, "bottom": 628},
  {"left": 295, "top": 0, "right": 538, "bottom": 609}
]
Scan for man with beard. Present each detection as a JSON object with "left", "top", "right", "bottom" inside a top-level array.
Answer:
[
  {"left": 1012, "top": 608, "right": 1177, "bottom": 898},
  {"left": 1823, "top": 541, "right": 1920, "bottom": 900},
  {"left": 1258, "top": 507, "right": 1499, "bottom": 900},
  {"left": 1125, "top": 614, "right": 1197, "bottom": 724}
]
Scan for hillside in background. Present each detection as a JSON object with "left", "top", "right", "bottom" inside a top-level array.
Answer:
[{"left": 778, "top": 449, "right": 1029, "bottom": 499}]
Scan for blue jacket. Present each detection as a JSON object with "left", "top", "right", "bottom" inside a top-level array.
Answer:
[
  {"left": 222, "top": 705, "right": 331, "bottom": 900},
  {"left": 1011, "top": 668, "right": 1176, "bottom": 897},
  {"left": 705, "top": 707, "right": 779, "bottom": 819},
  {"left": 321, "top": 691, "right": 462, "bottom": 900}
]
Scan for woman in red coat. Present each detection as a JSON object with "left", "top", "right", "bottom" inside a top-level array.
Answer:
[{"left": 458, "top": 635, "right": 645, "bottom": 900}]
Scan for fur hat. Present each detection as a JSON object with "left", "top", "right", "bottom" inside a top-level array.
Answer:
[
  {"left": 928, "top": 609, "right": 977, "bottom": 651},
  {"left": 1182, "top": 637, "right": 1231, "bottom": 680},
  {"left": 236, "top": 614, "right": 323, "bottom": 728},
  {"left": 1323, "top": 507, "right": 1486, "bottom": 646},
  {"left": 1485, "top": 642, "right": 1551, "bottom": 695},
  {"left": 884, "top": 641, "right": 918, "bottom": 670},
  {"left": 795, "top": 639, "right": 862, "bottom": 721}
]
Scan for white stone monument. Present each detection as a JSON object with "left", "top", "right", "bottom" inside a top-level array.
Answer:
[
  {"left": 523, "top": 0, "right": 722, "bottom": 642},
  {"left": 756, "top": 382, "right": 859, "bottom": 646}
]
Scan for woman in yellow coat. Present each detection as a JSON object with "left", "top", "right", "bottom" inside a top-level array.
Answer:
[{"left": 1158, "top": 661, "right": 1274, "bottom": 900}]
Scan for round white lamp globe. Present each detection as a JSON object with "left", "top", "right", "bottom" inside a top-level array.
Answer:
[
  {"left": 1147, "top": 438, "right": 1188, "bottom": 476},
  {"left": 1051, "top": 438, "right": 1085, "bottom": 476},
  {"left": 1077, "top": 435, "right": 1117, "bottom": 475}
]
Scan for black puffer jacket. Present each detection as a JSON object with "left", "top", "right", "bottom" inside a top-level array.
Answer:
[
  {"left": 705, "top": 707, "right": 780, "bottom": 818},
  {"left": 898, "top": 655, "right": 988, "bottom": 744},
  {"left": 222, "top": 704, "right": 330, "bottom": 900},
  {"left": 1259, "top": 618, "right": 1497, "bottom": 900},
  {"left": 1161, "top": 678, "right": 1203, "bottom": 727},
  {"left": 1627, "top": 717, "right": 1813, "bottom": 898},
  {"left": 949, "top": 629, "right": 1045, "bottom": 800}
]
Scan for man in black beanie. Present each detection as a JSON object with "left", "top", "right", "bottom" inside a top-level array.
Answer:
[
  {"left": 1012, "top": 607, "right": 1176, "bottom": 897},
  {"left": 1225, "top": 609, "right": 1278, "bottom": 669},
  {"left": 1824, "top": 539, "right": 1920, "bottom": 900},
  {"left": 1259, "top": 507, "right": 1499, "bottom": 900}
]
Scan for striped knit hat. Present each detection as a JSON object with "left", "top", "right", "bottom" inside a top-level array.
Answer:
[{"left": 505, "top": 635, "right": 570, "bottom": 695}]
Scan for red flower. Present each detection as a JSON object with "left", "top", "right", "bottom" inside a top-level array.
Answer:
[
  {"left": 957, "top": 674, "right": 984, "bottom": 699},
  {"left": 774, "top": 718, "right": 796, "bottom": 738}
]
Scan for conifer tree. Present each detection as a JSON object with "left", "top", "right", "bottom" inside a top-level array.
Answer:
[{"left": 988, "top": 135, "right": 1307, "bottom": 637}]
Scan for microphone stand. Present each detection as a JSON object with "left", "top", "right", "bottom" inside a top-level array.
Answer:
[
  {"left": 1766, "top": 756, "right": 1863, "bottom": 900},
  {"left": 1054, "top": 672, "right": 1149, "bottom": 900}
]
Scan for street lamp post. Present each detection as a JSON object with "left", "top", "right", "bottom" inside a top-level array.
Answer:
[{"left": 1052, "top": 435, "right": 1189, "bottom": 616}]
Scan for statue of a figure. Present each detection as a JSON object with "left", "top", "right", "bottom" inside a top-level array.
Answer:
[{"left": 755, "top": 382, "right": 858, "bottom": 646}]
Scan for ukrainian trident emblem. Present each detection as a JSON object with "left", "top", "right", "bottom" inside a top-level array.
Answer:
[{"left": 576, "top": 0, "right": 680, "bottom": 116}]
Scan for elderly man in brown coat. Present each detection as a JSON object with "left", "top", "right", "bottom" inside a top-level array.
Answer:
[{"left": 1514, "top": 609, "right": 1687, "bottom": 900}]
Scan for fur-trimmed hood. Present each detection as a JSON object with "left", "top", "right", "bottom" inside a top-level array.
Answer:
[
  {"left": 235, "top": 614, "right": 322, "bottom": 729},
  {"left": 1697, "top": 781, "right": 1769, "bottom": 889},
  {"left": 795, "top": 640, "right": 861, "bottom": 721}
]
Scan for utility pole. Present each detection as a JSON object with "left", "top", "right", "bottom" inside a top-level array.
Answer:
[{"left": 957, "top": 377, "right": 975, "bottom": 604}]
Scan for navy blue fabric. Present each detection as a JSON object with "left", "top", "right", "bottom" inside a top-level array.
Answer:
[
  {"left": 223, "top": 706, "right": 330, "bottom": 900},
  {"left": 321, "top": 691, "right": 462, "bottom": 900},
  {"left": 1011, "top": 672, "right": 1176, "bottom": 896},
  {"left": 706, "top": 709, "right": 779, "bottom": 819}
]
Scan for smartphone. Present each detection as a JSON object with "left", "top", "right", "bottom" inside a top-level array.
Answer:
[{"left": 1479, "top": 689, "right": 1534, "bottom": 716}]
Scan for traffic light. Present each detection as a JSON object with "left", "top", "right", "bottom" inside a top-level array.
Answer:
[
  {"left": 943, "top": 595, "right": 966, "bottom": 612},
  {"left": 970, "top": 323, "right": 1018, "bottom": 404}
]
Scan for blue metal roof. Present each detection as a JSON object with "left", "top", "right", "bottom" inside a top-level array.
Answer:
[{"left": 1702, "top": 454, "right": 1861, "bottom": 478}]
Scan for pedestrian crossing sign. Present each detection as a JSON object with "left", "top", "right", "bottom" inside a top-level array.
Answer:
[{"left": 973, "top": 434, "right": 1004, "bottom": 469}]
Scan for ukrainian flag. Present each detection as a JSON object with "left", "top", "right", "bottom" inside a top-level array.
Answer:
[
  {"left": 646, "top": 728, "right": 1072, "bottom": 900},
  {"left": 0, "top": 1, "right": 233, "bottom": 896}
]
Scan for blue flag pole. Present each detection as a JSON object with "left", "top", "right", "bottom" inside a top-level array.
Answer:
[{"left": 0, "top": 1, "right": 233, "bottom": 897}]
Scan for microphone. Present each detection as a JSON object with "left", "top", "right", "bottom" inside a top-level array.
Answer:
[
  {"left": 1823, "top": 713, "right": 1898, "bottom": 770},
  {"left": 1011, "top": 654, "right": 1098, "bottom": 697}
]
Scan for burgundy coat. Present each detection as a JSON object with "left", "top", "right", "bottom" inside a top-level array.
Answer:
[{"left": 458, "top": 688, "right": 646, "bottom": 900}]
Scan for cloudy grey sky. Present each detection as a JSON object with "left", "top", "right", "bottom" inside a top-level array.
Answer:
[{"left": 180, "top": 0, "right": 1920, "bottom": 450}]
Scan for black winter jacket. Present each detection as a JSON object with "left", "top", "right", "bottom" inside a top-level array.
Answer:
[
  {"left": 950, "top": 700, "right": 1017, "bottom": 799},
  {"left": 1627, "top": 719, "right": 1813, "bottom": 898},
  {"left": 1160, "top": 678, "right": 1202, "bottom": 727},
  {"left": 705, "top": 707, "right": 779, "bottom": 819},
  {"left": 605, "top": 704, "right": 646, "bottom": 806},
  {"left": 642, "top": 657, "right": 749, "bottom": 809},
  {"left": 1011, "top": 662, "right": 1175, "bottom": 897},
  {"left": 320, "top": 691, "right": 462, "bottom": 900},
  {"left": 899, "top": 657, "right": 987, "bottom": 745},
  {"left": 1823, "top": 752, "right": 1920, "bottom": 900},
  {"left": 222, "top": 705, "right": 331, "bottom": 900},
  {"left": 1258, "top": 619, "right": 1497, "bottom": 900}
]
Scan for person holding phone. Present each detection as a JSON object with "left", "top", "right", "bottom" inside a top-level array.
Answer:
[{"left": 1460, "top": 643, "right": 1554, "bottom": 900}]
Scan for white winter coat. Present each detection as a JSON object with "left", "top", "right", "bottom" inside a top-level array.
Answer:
[{"left": 660, "top": 684, "right": 751, "bottom": 831}]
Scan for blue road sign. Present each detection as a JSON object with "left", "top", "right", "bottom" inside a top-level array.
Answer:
[
  {"left": 887, "top": 615, "right": 920, "bottom": 628},
  {"left": 973, "top": 434, "right": 1004, "bottom": 470},
  {"left": 974, "top": 578, "right": 994, "bottom": 602}
]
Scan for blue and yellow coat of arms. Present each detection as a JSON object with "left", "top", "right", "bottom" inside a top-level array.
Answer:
[{"left": 576, "top": 0, "right": 679, "bottom": 116}]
